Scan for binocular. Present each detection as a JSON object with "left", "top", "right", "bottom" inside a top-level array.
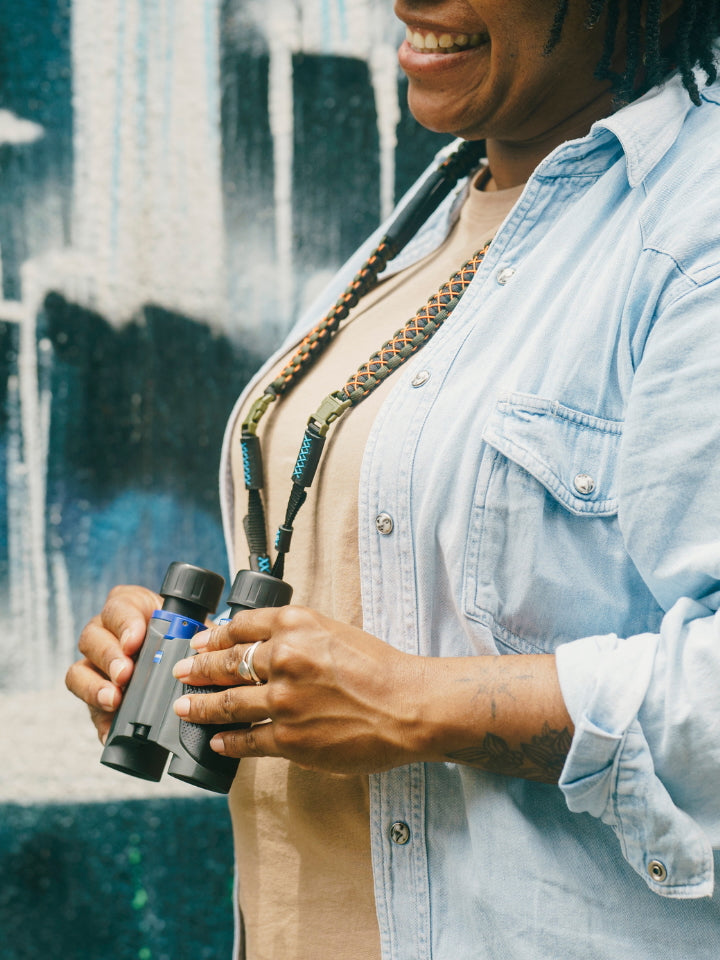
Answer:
[{"left": 100, "top": 561, "right": 293, "bottom": 794}]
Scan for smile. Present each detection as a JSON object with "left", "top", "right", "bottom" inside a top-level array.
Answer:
[{"left": 405, "top": 26, "right": 487, "bottom": 54}]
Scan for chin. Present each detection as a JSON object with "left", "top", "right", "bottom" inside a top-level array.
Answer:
[{"left": 406, "top": 90, "right": 487, "bottom": 141}]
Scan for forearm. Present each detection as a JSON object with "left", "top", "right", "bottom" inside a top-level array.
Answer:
[{"left": 414, "top": 653, "right": 573, "bottom": 783}]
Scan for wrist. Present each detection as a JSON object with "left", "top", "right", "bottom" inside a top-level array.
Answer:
[{"left": 399, "top": 653, "right": 573, "bottom": 781}]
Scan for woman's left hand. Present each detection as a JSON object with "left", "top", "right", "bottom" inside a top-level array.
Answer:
[{"left": 171, "top": 606, "right": 429, "bottom": 774}]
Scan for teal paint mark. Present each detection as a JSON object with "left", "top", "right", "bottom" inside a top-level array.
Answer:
[
  {"left": 203, "top": 0, "right": 222, "bottom": 178},
  {"left": 336, "top": 0, "right": 349, "bottom": 42},
  {"left": 162, "top": 0, "right": 175, "bottom": 174},
  {"left": 110, "top": 0, "right": 128, "bottom": 260},
  {"left": 135, "top": 0, "right": 151, "bottom": 169},
  {"left": 322, "top": 0, "right": 349, "bottom": 52},
  {"left": 322, "top": 0, "right": 332, "bottom": 50}
]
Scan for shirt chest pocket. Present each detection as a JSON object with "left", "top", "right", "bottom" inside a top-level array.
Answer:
[{"left": 463, "top": 394, "right": 662, "bottom": 655}]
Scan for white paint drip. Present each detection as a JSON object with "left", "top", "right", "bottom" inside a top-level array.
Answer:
[
  {"left": 71, "top": 0, "right": 227, "bottom": 329},
  {"left": 249, "top": 0, "right": 404, "bottom": 325},
  {"left": 370, "top": 44, "right": 401, "bottom": 220},
  {"left": 0, "top": 109, "right": 44, "bottom": 146},
  {"left": 16, "top": 269, "right": 51, "bottom": 688},
  {"left": 268, "top": 14, "right": 299, "bottom": 319}
]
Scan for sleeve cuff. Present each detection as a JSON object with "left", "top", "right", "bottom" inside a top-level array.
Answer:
[{"left": 556, "top": 634, "right": 714, "bottom": 898}]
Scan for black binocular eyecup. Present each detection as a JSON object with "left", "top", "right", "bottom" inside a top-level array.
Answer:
[
  {"left": 227, "top": 569, "right": 293, "bottom": 612},
  {"left": 160, "top": 561, "right": 226, "bottom": 622}
]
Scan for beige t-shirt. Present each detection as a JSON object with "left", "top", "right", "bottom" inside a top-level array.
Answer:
[{"left": 227, "top": 173, "right": 524, "bottom": 960}]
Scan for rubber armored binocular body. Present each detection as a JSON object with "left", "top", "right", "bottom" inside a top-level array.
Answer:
[{"left": 100, "top": 562, "right": 293, "bottom": 795}]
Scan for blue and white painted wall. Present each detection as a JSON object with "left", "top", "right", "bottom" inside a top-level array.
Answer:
[{"left": 0, "top": 1, "right": 449, "bottom": 957}]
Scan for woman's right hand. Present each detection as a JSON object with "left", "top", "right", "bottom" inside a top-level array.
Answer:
[{"left": 65, "top": 584, "right": 161, "bottom": 744}]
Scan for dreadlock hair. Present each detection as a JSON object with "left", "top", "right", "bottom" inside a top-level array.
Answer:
[{"left": 546, "top": 0, "right": 720, "bottom": 105}]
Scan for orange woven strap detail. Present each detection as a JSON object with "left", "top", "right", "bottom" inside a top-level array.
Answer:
[
  {"left": 341, "top": 243, "right": 490, "bottom": 404},
  {"left": 267, "top": 240, "right": 394, "bottom": 397}
]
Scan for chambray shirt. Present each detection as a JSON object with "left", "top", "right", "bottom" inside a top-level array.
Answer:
[{"left": 221, "top": 70, "right": 720, "bottom": 959}]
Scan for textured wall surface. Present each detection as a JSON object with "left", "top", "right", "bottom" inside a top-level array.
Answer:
[{"left": 0, "top": 1, "right": 450, "bottom": 957}]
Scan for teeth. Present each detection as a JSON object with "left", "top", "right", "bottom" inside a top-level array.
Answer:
[{"left": 406, "top": 26, "right": 485, "bottom": 53}]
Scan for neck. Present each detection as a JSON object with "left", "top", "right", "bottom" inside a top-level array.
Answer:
[{"left": 484, "top": 86, "right": 616, "bottom": 189}]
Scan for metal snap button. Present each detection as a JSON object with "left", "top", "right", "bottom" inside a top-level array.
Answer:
[
  {"left": 411, "top": 370, "right": 430, "bottom": 387},
  {"left": 390, "top": 821, "right": 411, "bottom": 845},
  {"left": 648, "top": 860, "right": 668, "bottom": 882},
  {"left": 496, "top": 267, "right": 516, "bottom": 285},
  {"left": 573, "top": 473, "right": 596, "bottom": 496},
  {"left": 375, "top": 513, "right": 394, "bottom": 535}
]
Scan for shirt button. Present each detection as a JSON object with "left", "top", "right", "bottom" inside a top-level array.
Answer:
[
  {"left": 496, "top": 267, "right": 516, "bottom": 285},
  {"left": 390, "top": 821, "right": 411, "bottom": 845},
  {"left": 411, "top": 369, "right": 430, "bottom": 387},
  {"left": 648, "top": 860, "right": 668, "bottom": 882},
  {"left": 375, "top": 513, "right": 394, "bottom": 535},
  {"left": 573, "top": 473, "right": 596, "bottom": 495}
]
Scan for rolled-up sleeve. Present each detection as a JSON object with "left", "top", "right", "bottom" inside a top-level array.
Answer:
[{"left": 556, "top": 268, "right": 720, "bottom": 898}]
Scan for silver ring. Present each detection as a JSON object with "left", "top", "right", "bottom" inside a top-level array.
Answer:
[
  {"left": 236, "top": 657, "right": 254, "bottom": 683},
  {"left": 242, "top": 640, "right": 264, "bottom": 685}
]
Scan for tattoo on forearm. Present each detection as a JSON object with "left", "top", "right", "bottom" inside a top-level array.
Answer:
[{"left": 446, "top": 723, "right": 572, "bottom": 783}]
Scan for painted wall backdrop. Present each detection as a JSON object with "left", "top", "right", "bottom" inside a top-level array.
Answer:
[{"left": 0, "top": 1, "right": 450, "bottom": 958}]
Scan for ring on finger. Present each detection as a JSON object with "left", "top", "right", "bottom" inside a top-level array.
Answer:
[
  {"left": 236, "top": 656, "right": 254, "bottom": 683},
  {"left": 241, "top": 640, "right": 265, "bottom": 685}
]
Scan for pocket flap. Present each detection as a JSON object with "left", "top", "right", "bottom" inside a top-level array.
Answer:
[{"left": 481, "top": 394, "right": 623, "bottom": 517}]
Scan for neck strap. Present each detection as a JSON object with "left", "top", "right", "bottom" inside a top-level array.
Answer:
[{"left": 240, "top": 141, "right": 487, "bottom": 574}]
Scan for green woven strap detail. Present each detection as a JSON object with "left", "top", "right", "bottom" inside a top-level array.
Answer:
[
  {"left": 266, "top": 240, "right": 393, "bottom": 397},
  {"left": 341, "top": 243, "right": 490, "bottom": 405}
]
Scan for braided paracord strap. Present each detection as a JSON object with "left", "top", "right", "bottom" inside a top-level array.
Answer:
[
  {"left": 341, "top": 243, "right": 490, "bottom": 403},
  {"left": 267, "top": 240, "right": 394, "bottom": 398},
  {"left": 269, "top": 240, "right": 492, "bottom": 578},
  {"left": 241, "top": 139, "right": 487, "bottom": 572},
  {"left": 261, "top": 140, "right": 486, "bottom": 404}
]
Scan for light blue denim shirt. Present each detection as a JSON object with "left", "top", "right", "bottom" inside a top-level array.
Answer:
[{"left": 221, "top": 70, "right": 720, "bottom": 958}]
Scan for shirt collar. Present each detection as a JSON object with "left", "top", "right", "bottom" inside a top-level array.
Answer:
[
  {"left": 537, "top": 60, "right": 720, "bottom": 188},
  {"left": 593, "top": 72, "right": 695, "bottom": 187}
]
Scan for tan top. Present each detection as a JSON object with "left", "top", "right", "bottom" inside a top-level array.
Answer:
[{"left": 228, "top": 173, "right": 524, "bottom": 960}]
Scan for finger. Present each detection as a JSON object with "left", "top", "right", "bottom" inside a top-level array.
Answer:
[
  {"left": 173, "top": 643, "right": 262, "bottom": 687},
  {"left": 173, "top": 687, "right": 270, "bottom": 727},
  {"left": 101, "top": 585, "right": 162, "bottom": 656},
  {"left": 65, "top": 658, "right": 122, "bottom": 741},
  {"left": 78, "top": 615, "right": 134, "bottom": 688},
  {"left": 91, "top": 709, "right": 115, "bottom": 745},
  {"left": 210, "top": 721, "right": 280, "bottom": 759},
  {"left": 192, "top": 607, "right": 279, "bottom": 652}
]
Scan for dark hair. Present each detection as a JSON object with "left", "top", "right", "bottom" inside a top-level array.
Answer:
[{"left": 547, "top": 0, "right": 720, "bottom": 105}]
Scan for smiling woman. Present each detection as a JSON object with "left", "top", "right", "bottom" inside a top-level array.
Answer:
[
  {"left": 395, "top": 0, "right": 616, "bottom": 183},
  {"left": 66, "top": 2, "right": 720, "bottom": 958}
]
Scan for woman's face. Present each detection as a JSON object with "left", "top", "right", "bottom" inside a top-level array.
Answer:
[{"left": 394, "top": 0, "right": 617, "bottom": 145}]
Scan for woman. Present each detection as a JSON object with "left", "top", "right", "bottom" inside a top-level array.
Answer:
[{"left": 67, "top": 2, "right": 720, "bottom": 958}]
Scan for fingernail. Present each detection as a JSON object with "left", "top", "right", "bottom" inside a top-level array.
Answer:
[
  {"left": 172, "top": 658, "right": 193, "bottom": 679},
  {"left": 109, "top": 659, "right": 126, "bottom": 684},
  {"left": 98, "top": 686, "right": 116, "bottom": 710},
  {"left": 173, "top": 696, "right": 191, "bottom": 717},
  {"left": 210, "top": 735, "right": 226, "bottom": 754}
]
